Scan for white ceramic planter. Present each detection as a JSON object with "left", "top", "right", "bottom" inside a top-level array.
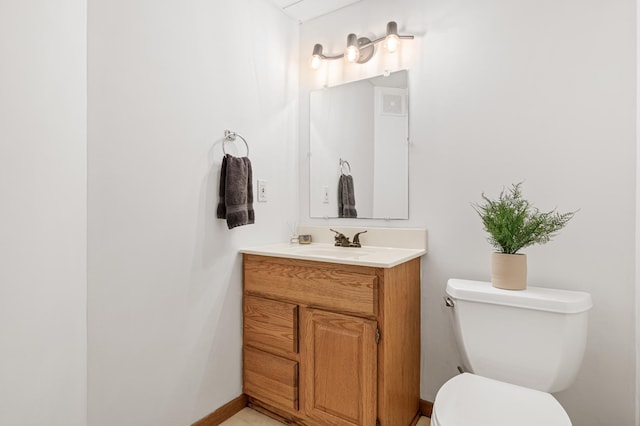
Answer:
[{"left": 491, "top": 252, "right": 527, "bottom": 290}]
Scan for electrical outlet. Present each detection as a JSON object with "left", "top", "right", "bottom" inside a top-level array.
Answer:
[
  {"left": 322, "top": 186, "right": 329, "bottom": 204},
  {"left": 257, "top": 179, "right": 267, "bottom": 202}
]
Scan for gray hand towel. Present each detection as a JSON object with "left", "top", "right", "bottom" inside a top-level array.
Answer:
[
  {"left": 338, "top": 174, "right": 357, "bottom": 218},
  {"left": 216, "top": 154, "right": 255, "bottom": 229}
]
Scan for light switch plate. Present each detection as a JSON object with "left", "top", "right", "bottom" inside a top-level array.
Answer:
[{"left": 257, "top": 179, "right": 267, "bottom": 202}]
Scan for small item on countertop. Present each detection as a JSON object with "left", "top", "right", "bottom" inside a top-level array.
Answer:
[{"left": 298, "top": 234, "right": 312, "bottom": 244}]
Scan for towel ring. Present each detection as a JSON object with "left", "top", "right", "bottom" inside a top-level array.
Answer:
[
  {"left": 222, "top": 130, "right": 249, "bottom": 157},
  {"left": 340, "top": 158, "right": 351, "bottom": 175}
]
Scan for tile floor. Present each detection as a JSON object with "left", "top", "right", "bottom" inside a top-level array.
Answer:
[{"left": 221, "top": 408, "right": 431, "bottom": 425}]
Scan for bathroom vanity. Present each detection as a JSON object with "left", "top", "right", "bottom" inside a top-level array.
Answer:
[{"left": 240, "top": 234, "right": 426, "bottom": 426}]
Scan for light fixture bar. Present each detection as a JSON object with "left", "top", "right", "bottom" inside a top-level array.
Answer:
[
  {"left": 309, "top": 21, "right": 414, "bottom": 69},
  {"left": 357, "top": 34, "right": 414, "bottom": 51},
  {"left": 313, "top": 43, "right": 344, "bottom": 60}
]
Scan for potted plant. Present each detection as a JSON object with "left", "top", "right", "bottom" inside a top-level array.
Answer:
[{"left": 473, "top": 183, "right": 576, "bottom": 290}]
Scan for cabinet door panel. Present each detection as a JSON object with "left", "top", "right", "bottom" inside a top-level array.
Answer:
[{"left": 301, "top": 308, "right": 377, "bottom": 426}]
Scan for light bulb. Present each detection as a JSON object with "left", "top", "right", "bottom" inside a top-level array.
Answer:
[
  {"left": 384, "top": 21, "right": 400, "bottom": 53},
  {"left": 345, "top": 46, "right": 360, "bottom": 63},
  {"left": 384, "top": 34, "right": 399, "bottom": 53},
  {"left": 345, "top": 33, "right": 360, "bottom": 63},
  {"left": 310, "top": 55, "right": 322, "bottom": 70},
  {"left": 309, "top": 43, "right": 323, "bottom": 70}
]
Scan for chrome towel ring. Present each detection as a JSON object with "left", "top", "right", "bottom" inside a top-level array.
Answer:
[
  {"left": 339, "top": 158, "right": 351, "bottom": 175},
  {"left": 222, "top": 130, "right": 249, "bottom": 157}
]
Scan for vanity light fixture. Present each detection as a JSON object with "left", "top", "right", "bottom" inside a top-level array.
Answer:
[{"left": 309, "top": 21, "right": 414, "bottom": 70}]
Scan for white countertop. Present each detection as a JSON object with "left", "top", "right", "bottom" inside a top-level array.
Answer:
[{"left": 240, "top": 242, "right": 426, "bottom": 268}]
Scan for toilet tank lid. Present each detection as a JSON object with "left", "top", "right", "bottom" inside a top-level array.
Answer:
[{"left": 446, "top": 279, "right": 593, "bottom": 314}]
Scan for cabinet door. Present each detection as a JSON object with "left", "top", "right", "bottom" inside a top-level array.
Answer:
[{"left": 301, "top": 308, "right": 377, "bottom": 426}]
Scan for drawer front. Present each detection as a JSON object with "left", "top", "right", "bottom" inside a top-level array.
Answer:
[
  {"left": 244, "top": 256, "right": 378, "bottom": 317},
  {"left": 244, "top": 295, "right": 298, "bottom": 357},
  {"left": 244, "top": 347, "right": 299, "bottom": 411}
]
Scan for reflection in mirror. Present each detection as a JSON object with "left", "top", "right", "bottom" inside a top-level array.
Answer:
[{"left": 309, "top": 70, "right": 409, "bottom": 219}]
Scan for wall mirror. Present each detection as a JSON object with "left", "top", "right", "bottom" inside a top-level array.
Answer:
[{"left": 309, "top": 70, "right": 409, "bottom": 219}]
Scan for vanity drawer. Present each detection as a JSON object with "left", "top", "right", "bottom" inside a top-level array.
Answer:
[
  {"left": 244, "top": 295, "right": 298, "bottom": 357},
  {"left": 244, "top": 346, "right": 299, "bottom": 411},
  {"left": 244, "top": 255, "right": 378, "bottom": 317}
]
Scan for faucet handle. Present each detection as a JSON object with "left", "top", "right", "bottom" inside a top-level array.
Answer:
[
  {"left": 351, "top": 230, "right": 368, "bottom": 247},
  {"left": 330, "top": 229, "right": 351, "bottom": 247}
]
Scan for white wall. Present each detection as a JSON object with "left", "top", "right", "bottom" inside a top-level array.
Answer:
[
  {"left": 87, "top": 0, "right": 298, "bottom": 424},
  {"left": 299, "top": 1, "right": 637, "bottom": 425},
  {"left": 636, "top": 2, "right": 640, "bottom": 423},
  {"left": 637, "top": 0, "right": 640, "bottom": 420},
  {"left": 0, "top": 1, "right": 87, "bottom": 425}
]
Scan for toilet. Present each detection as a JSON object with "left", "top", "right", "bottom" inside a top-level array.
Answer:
[{"left": 432, "top": 279, "right": 593, "bottom": 426}]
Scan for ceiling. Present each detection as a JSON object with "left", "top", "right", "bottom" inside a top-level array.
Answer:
[{"left": 270, "top": 0, "right": 362, "bottom": 22}]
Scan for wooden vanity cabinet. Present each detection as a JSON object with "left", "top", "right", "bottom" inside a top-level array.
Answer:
[{"left": 242, "top": 254, "right": 421, "bottom": 426}]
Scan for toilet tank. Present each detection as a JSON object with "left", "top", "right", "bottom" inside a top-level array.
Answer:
[{"left": 446, "top": 279, "right": 592, "bottom": 393}]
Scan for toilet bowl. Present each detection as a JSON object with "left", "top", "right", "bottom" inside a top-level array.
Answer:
[{"left": 432, "top": 279, "right": 592, "bottom": 426}]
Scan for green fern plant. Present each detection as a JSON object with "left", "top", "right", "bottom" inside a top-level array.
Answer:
[{"left": 472, "top": 183, "right": 576, "bottom": 254}]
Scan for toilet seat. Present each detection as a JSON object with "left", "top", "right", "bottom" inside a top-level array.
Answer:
[{"left": 431, "top": 373, "right": 571, "bottom": 426}]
